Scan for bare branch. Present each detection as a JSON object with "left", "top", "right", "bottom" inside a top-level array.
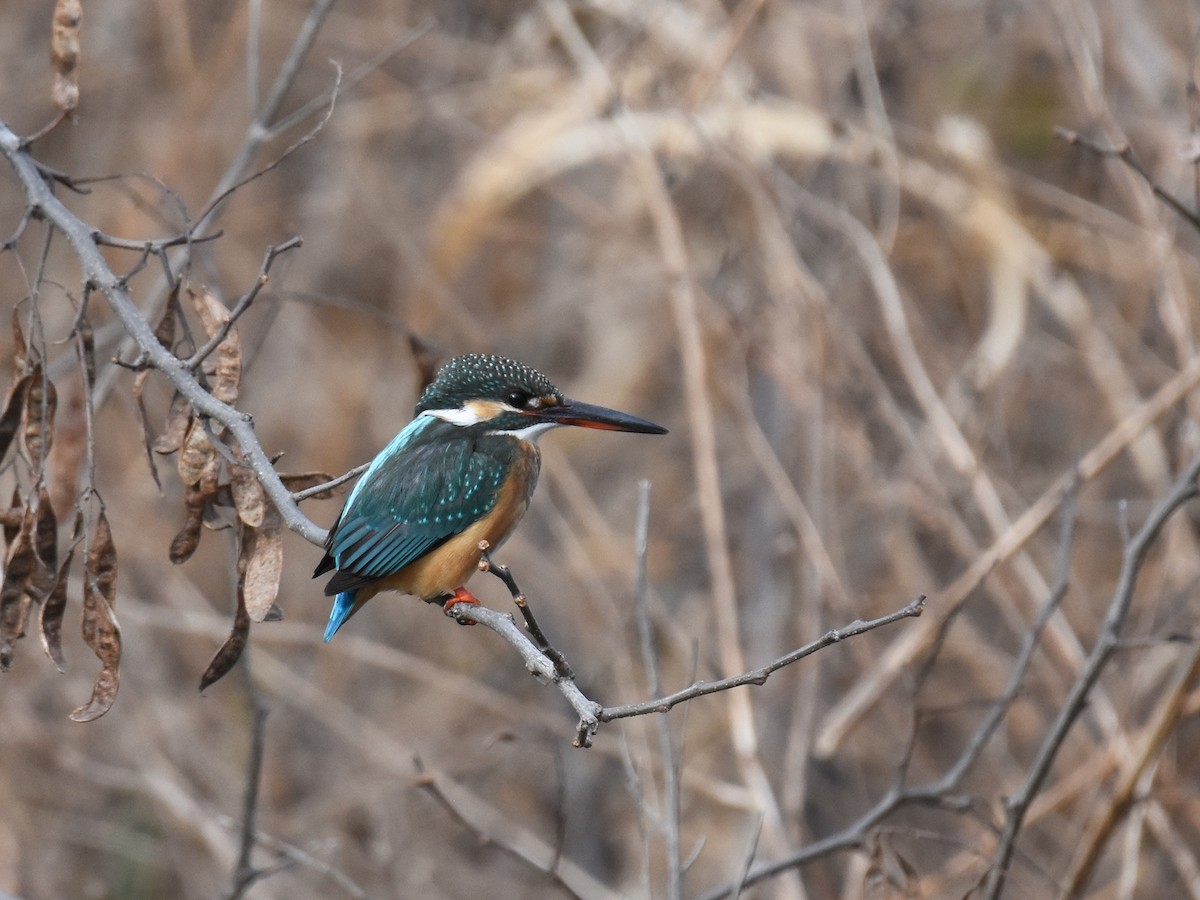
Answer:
[
  {"left": 0, "top": 122, "right": 327, "bottom": 547},
  {"left": 981, "top": 450, "right": 1200, "bottom": 897},
  {"left": 445, "top": 576, "right": 924, "bottom": 749},
  {"left": 600, "top": 596, "right": 926, "bottom": 722},
  {"left": 290, "top": 464, "right": 367, "bottom": 503}
]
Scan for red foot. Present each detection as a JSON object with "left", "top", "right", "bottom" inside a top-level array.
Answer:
[{"left": 442, "top": 587, "right": 480, "bottom": 624}]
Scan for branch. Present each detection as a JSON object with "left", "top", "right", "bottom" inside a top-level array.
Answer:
[
  {"left": 696, "top": 495, "right": 1080, "bottom": 900},
  {"left": 290, "top": 464, "right": 367, "bottom": 504},
  {"left": 599, "top": 596, "right": 926, "bottom": 722},
  {"left": 981, "top": 449, "right": 1200, "bottom": 897},
  {"left": 444, "top": 570, "right": 924, "bottom": 749},
  {"left": 0, "top": 121, "right": 327, "bottom": 547},
  {"left": 443, "top": 601, "right": 603, "bottom": 747}
]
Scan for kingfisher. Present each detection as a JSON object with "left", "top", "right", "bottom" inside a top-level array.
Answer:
[{"left": 314, "top": 353, "right": 667, "bottom": 641}]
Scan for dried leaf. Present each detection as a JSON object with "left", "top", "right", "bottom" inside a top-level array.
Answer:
[
  {"left": 152, "top": 393, "right": 192, "bottom": 455},
  {"left": 189, "top": 288, "right": 240, "bottom": 405},
  {"left": 0, "top": 506, "right": 36, "bottom": 672},
  {"left": 71, "top": 511, "right": 121, "bottom": 722},
  {"left": 39, "top": 549, "right": 73, "bottom": 672},
  {"left": 23, "top": 365, "right": 58, "bottom": 465},
  {"left": 50, "top": 0, "right": 82, "bottom": 114},
  {"left": 0, "top": 374, "right": 32, "bottom": 464},
  {"left": 176, "top": 419, "right": 215, "bottom": 486},
  {"left": 198, "top": 582, "right": 250, "bottom": 692},
  {"left": 280, "top": 471, "right": 337, "bottom": 500},
  {"left": 241, "top": 511, "right": 282, "bottom": 622},
  {"left": 230, "top": 459, "right": 265, "bottom": 527}
]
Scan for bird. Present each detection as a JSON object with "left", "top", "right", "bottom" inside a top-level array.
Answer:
[{"left": 314, "top": 353, "right": 667, "bottom": 641}]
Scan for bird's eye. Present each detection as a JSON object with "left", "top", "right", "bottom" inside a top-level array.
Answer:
[{"left": 505, "top": 391, "right": 529, "bottom": 409}]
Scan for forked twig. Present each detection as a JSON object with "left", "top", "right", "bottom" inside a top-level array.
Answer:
[{"left": 478, "top": 541, "right": 574, "bottom": 680}]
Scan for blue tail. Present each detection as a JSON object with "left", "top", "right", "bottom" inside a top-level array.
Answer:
[{"left": 324, "top": 590, "right": 358, "bottom": 642}]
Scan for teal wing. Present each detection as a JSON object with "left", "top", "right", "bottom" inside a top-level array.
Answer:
[{"left": 315, "top": 429, "right": 509, "bottom": 596}]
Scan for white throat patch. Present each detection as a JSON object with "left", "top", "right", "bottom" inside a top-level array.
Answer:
[{"left": 503, "top": 421, "right": 560, "bottom": 443}]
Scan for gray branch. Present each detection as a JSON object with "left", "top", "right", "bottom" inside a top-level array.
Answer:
[{"left": 0, "top": 120, "right": 328, "bottom": 547}]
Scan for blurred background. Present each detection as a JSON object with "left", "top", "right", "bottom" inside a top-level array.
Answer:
[{"left": 3, "top": 0, "right": 1200, "bottom": 897}]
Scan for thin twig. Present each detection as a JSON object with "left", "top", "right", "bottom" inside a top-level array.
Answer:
[
  {"left": 225, "top": 702, "right": 269, "bottom": 900},
  {"left": 1056, "top": 127, "right": 1200, "bottom": 233},
  {"left": 600, "top": 596, "right": 926, "bottom": 722},
  {"left": 93, "top": 230, "right": 222, "bottom": 252},
  {"left": 290, "top": 464, "right": 367, "bottom": 503},
  {"left": 185, "top": 236, "right": 303, "bottom": 370},
  {"left": 479, "top": 541, "right": 574, "bottom": 679},
  {"left": 192, "top": 63, "right": 341, "bottom": 230}
]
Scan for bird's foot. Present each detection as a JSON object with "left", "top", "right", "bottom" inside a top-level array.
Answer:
[{"left": 441, "top": 587, "right": 480, "bottom": 625}]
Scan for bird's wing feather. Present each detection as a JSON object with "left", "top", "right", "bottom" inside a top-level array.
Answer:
[{"left": 320, "top": 433, "right": 509, "bottom": 595}]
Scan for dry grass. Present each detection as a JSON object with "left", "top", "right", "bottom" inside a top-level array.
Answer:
[{"left": 3, "top": 0, "right": 1200, "bottom": 897}]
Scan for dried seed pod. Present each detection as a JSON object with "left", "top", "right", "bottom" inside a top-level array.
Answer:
[
  {"left": 176, "top": 419, "right": 215, "bottom": 487},
  {"left": 230, "top": 460, "right": 266, "bottom": 528},
  {"left": 71, "top": 511, "right": 121, "bottom": 722},
  {"left": 240, "top": 512, "right": 282, "bottom": 623},
  {"left": 169, "top": 480, "right": 207, "bottom": 564},
  {"left": 198, "top": 582, "right": 250, "bottom": 692},
  {"left": 29, "top": 486, "right": 58, "bottom": 601},
  {"left": 189, "top": 288, "right": 240, "bottom": 405},
  {"left": 0, "top": 506, "right": 37, "bottom": 671},
  {"left": 39, "top": 549, "right": 72, "bottom": 672},
  {"left": 23, "top": 365, "right": 58, "bottom": 465},
  {"left": 50, "top": 0, "right": 82, "bottom": 114},
  {"left": 152, "top": 394, "right": 192, "bottom": 455},
  {"left": 0, "top": 375, "right": 32, "bottom": 465}
]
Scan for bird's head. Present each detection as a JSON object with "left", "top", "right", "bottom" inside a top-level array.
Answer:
[{"left": 416, "top": 353, "right": 667, "bottom": 440}]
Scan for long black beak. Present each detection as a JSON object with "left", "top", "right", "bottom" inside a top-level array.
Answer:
[{"left": 533, "top": 398, "right": 667, "bottom": 434}]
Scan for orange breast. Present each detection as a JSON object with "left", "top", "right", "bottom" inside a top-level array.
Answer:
[{"left": 359, "top": 441, "right": 540, "bottom": 604}]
